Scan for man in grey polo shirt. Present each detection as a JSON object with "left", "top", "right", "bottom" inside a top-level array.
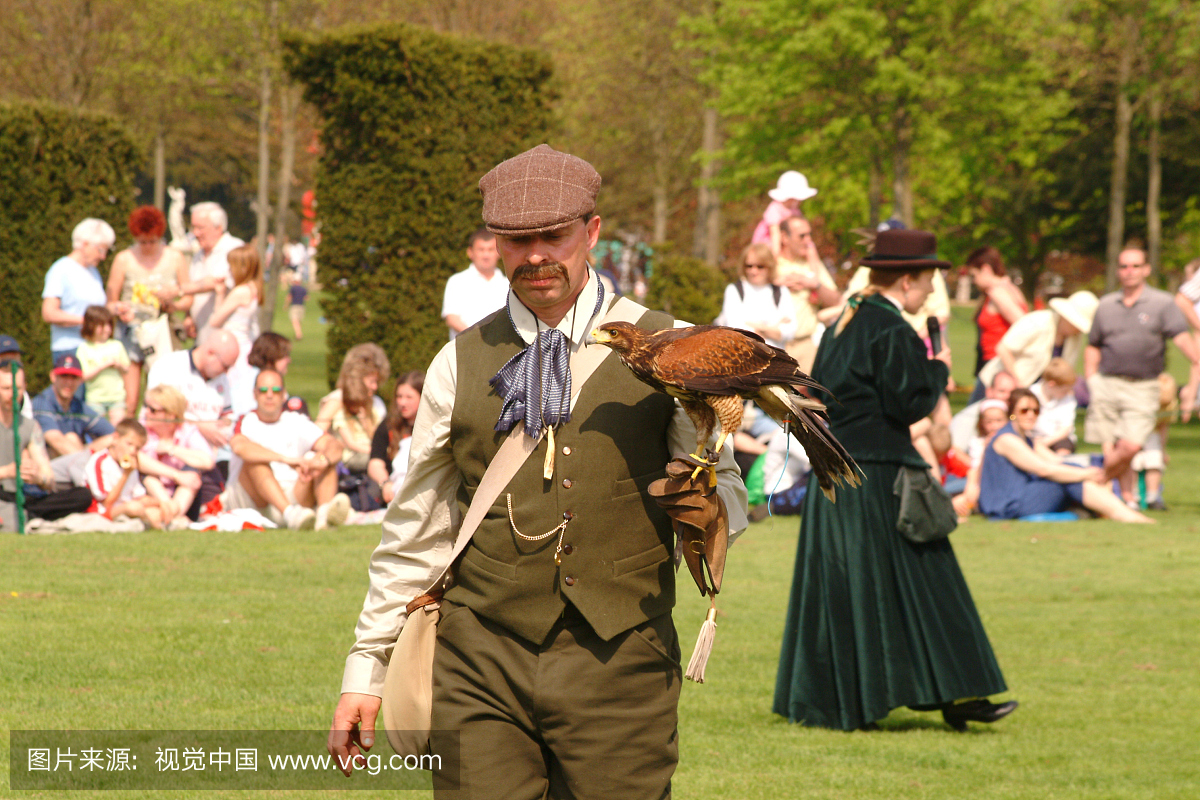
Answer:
[{"left": 1084, "top": 245, "right": 1200, "bottom": 506}]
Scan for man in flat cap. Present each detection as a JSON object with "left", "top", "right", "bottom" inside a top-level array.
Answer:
[{"left": 328, "top": 144, "right": 747, "bottom": 798}]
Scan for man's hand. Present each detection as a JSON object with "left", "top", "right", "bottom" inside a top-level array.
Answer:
[
  {"left": 328, "top": 693, "right": 382, "bottom": 777},
  {"left": 183, "top": 316, "right": 197, "bottom": 340}
]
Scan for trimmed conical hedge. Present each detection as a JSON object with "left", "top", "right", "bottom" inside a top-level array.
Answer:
[
  {"left": 0, "top": 103, "right": 139, "bottom": 393},
  {"left": 284, "top": 24, "right": 556, "bottom": 384}
]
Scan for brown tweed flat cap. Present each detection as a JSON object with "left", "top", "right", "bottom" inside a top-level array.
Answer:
[{"left": 479, "top": 144, "right": 601, "bottom": 236}]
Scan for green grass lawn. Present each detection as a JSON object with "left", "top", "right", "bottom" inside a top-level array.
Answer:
[{"left": 3, "top": 297, "right": 1199, "bottom": 798}]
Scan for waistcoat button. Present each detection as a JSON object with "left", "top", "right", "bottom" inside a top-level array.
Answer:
[
  {"left": 562, "top": 544, "right": 574, "bottom": 555},
  {"left": 564, "top": 576, "right": 575, "bottom": 586},
  {"left": 562, "top": 445, "right": 572, "bottom": 455},
  {"left": 562, "top": 478, "right": 573, "bottom": 489}
]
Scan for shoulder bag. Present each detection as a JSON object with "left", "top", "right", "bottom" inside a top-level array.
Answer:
[{"left": 893, "top": 464, "right": 957, "bottom": 544}]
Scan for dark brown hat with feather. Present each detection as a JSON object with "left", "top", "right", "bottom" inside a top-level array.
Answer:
[{"left": 860, "top": 229, "right": 950, "bottom": 271}]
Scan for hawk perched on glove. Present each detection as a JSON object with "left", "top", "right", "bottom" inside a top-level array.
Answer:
[{"left": 590, "top": 321, "right": 861, "bottom": 501}]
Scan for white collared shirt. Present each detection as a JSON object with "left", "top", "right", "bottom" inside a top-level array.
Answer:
[
  {"left": 441, "top": 263, "right": 511, "bottom": 340},
  {"left": 341, "top": 269, "right": 748, "bottom": 696}
]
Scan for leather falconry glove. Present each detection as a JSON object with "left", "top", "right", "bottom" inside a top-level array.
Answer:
[{"left": 647, "top": 457, "right": 729, "bottom": 598}]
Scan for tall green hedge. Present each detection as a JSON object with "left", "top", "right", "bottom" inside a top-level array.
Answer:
[
  {"left": 645, "top": 248, "right": 727, "bottom": 326},
  {"left": 0, "top": 103, "right": 139, "bottom": 394},
  {"left": 284, "top": 24, "right": 556, "bottom": 384}
]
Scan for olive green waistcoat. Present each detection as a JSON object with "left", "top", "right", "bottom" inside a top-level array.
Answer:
[{"left": 445, "top": 305, "right": 678, "bottom": 645}]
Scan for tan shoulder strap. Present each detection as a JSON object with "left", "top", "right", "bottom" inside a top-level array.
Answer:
[{"left": 438, "top": 295, "right": 646, "bottom": 580}]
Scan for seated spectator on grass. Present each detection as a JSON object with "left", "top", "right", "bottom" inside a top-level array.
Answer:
[
  {"left": 1, "top": 362, "right": 94, "bottom": 530},
  {"left": 950, "top": 399, "right": 1009, "bottom": 516},
  {"left": 146, "top": 328, "right": 238, "bottom": 510},
  {"left": 244, "top": 332, "right": 309, "bottom": 418},
  {"left": 976, "top": 389, "right": 1152, "bottom": 523},
  {"left": 147, "top": 328, "right": 237, "bottom": 451},
  {"left": 76, "top": 305, "right": 131, "bottom": 425},
  {"left": 0, "top": 335, "right": 35, "bottom": 420},
  {"left": 139, "top": 385, "right": 214, "bottom": 523},
  {"left": 950, "top": 369, "right": 1016, "bottom": 453},
  {"left": 367, "top": 370, "right": 424, "bottom": 506},
  {"left": 1030, "top": 358, "right": 1078, "bottom": 453},
  {"left": 84, "top": 419, "right": 168, "bottom": 529},
  {"left": 32, "top": 354, "right": 115, "bottom": 463},
  {"left": 316, "top": 343, "right": 389, "bottom": 474},
  {"left": 228, "top": 369, "right": 349, "bottom": 530}
]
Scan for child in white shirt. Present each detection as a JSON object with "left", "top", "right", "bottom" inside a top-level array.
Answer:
[
  {"left": 84, "top": 419, "right": 165, "bottom": 528},
  {"left": 1030, "top": 357, "right": 1078, "bottom": 454}
]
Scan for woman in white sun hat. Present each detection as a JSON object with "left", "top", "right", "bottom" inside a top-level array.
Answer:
[
  {"left": 753, "top": 170, "right": 818, "bottom": 257},
  {"left": 976, "top": 289, "right": 1100, "bottom": 390}
]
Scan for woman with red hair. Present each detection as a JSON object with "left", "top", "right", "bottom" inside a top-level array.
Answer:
[{"left": 106, "top": 206, "right": 190, "bottom": 416}]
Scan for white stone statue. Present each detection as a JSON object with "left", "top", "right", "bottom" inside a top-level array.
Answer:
[{"left": 167, "top": 186, "right": 193, "bottom": 254}]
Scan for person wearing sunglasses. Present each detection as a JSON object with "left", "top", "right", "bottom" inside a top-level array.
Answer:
[
  {"left": 977, "top": 388, "right": 1152, "bottom": 522},
  {"left": 227, "top": 369, "right": 349, "bottom": 530},
  {"left": 138, "top": 384, "right": 214, "bottom": 526},
  {"left": 718, "top": 242, "right": 798, "bottom": 350}
]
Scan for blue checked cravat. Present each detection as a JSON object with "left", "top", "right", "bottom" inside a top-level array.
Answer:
[{"left": 490, "top": 279, "right": 603, "bottom": 438}]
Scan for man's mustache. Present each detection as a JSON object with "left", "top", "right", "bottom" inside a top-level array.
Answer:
[{"left": 512, "top": 262, "right": 570, "bottom": 284}]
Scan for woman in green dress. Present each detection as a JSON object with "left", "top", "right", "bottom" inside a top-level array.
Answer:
[{"left": 773, "top": 229, "right": 1018, "bottom": 732}]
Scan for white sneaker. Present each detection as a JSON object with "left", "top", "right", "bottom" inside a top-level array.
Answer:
[
  {"left": 282, "top": 504, "right": 316, "bottom": 530},
  {"left": 263, "top": 505, "right": 285, "bottom": 527},
  {"left": 315, "top": 492, "right": 351, "bottom": 530}
]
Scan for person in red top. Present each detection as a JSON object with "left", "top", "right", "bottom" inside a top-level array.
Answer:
[{"left": 966, "top": 247, "right": 1028, "bottom": 402}]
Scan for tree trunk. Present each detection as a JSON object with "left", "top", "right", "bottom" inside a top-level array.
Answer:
[
  {"left": 254, "top": 0, "right": 277, "bottom": 267},
  {"left": 1105, "top": 16, "right": 1136, "bottom": 291},
  {"left": 868, "top": 156, "right": 883, "bottom": 229},
  {"left": 693, "top": 104, "right": 722, "bottom": 265},
  {"left": 891, "top": 110, "right": 914, "bottom": 227},
  {"left": 262, "top": 83, "right": 301, "bottom": 332},
  {"left": 651, "top": 123, "right": 669, "bottom": 244},
  {"left": 1147, "top": 89, "right": 1162, "bottom": 279},
  {"left": 153, "top": 128, "right": 166, "bottom": 211},
  {"left": 255, "top": 59, "right": 272, "bottom": 261}
]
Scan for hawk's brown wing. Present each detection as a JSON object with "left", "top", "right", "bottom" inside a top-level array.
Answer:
[{"left": 648, "top": 325, "right": 821, "bottom": 396}]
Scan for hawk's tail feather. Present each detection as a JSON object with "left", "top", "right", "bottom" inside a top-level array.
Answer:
[{"left": 788, "top": 407, "right": 862, "bottom": 503}]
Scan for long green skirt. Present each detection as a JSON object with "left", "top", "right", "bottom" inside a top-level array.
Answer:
[{"left": 773, "top": 462, "right": 1008, "bottom": 730}]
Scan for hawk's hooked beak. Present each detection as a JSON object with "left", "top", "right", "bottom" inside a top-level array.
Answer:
[{"left": 588, "top": 328, "right": 611, "bottom": 348}]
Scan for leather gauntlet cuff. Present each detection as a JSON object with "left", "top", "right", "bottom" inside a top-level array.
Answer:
[{"left": 647, "top": 458, "right": 729, "bottom": 597}]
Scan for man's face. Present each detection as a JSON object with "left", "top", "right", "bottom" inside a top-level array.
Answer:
[
  {"left": 1117, "top": 249, "right": 1150, "bottom": 291},
  {"left": 0, "top": 370, "right": 24, "bottom": 413},
  {"left": 194, "top": 341, "right": 238, "bottom": 379},
  {"left": 988, "top": 374, "right": 1017, "bottom": 404},
  {"left": 467, "top": 237, "right": 499, "bottom": 272},
  {"left": 52, "top": 372, "right": 82, "bottom": 404},
  {"left": 254, "top": 371, "right": 285, "bottom": 421},
  {"left": 497, "top": 216, "right": 602, "bottom": 321},
  {"left": 782, "top": 219, "right": 813, "bottom": 258},
  {"left": 191, "top": 212, "right": 223, "bottom": 253}
]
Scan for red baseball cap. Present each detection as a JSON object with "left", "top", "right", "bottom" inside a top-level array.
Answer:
[{"left": 53, "top": 354, "right": 83, "bottom": 377}]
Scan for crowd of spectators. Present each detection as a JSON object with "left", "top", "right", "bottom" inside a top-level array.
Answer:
[
  {"left": 727, "top": 171, "right": 1200, "bottom": 523},
  {"left": 1, "top": 202, "right": 419, "bottom": 533}
]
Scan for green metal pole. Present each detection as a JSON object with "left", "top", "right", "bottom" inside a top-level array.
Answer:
[{"left": 10, "top": 361, "right": 24, "bottom": 534}]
